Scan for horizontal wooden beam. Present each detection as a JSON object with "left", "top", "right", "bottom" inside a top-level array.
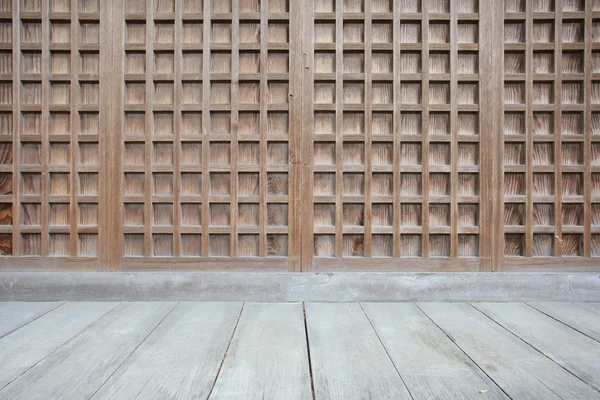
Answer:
[{"left": 1, "top": 272, "right": 599, "bottom": 302}]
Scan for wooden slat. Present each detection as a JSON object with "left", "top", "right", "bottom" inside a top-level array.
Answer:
[
  {"left": 0, "top": 302, "right": 173, "bottom": 399},
  {"left": 300, "top": 0, "right": 315, "bottom": 271},
  {"left": 577, "top": 302, "right": 600, "bottom": 314},
  {"left": 40, "top": 0, "right": 49, "bottom": 256},
  {"left": 288, "top": 0, "right": 303, "bottom": 271},
  {"left": 93, "top": 302, "right": 242, "bottom": 399},
  {"left": 334, "top": 0, "right": 343, "bottom": 258},
  {"left": 584, "top": 0, "right": 593, "bottom": 257},
  {"left": 524, "top": 1, "right": 533, "bottom": 257},
  {"left": 362, "top": 302, "right": 507, "bottom": 399},
  {"left": 109, "top": 0, "right": 124, "bottom": 270},
  {"left": 474, "top": 302, "right": 600, "bottom": 390},
  {"left": 0, "top": 302, "right": 118, "bottom": 389},
  {"left": 418, "top": 302, "right": 600, "bottom": 399},
  {"left": 363, "top": 0, "right": 373, "bottom": 257},
  {"left": 258, "top": 0, "right": 268, "bottom": 257},
  {"left": 305, "top": 302, "right": 412, "bottom": 399},
  {"left": 554, "top": 2, "right": 564, "bottom": 257},
  {"left": 528, "top": 302, "right": 600, "bottom": 341},
  {"left": 392, "top": 0, "right": 401, "bottom": 258},
  {"left": 450, "top": 0, "right": 458, "bottom": 257},
  {"left": 101, "top": 0, "right": 115, "bottom": 269},
  {"left": 0, "top": 301, "right": 64, "bottom": 338},
  {"left": 201, "top": 0, "right": 210, "bottom": 257},
  {"left": 480, "top": 0, "right": 503, "bottom": 270},
  {"left": 143, "top": 0, "right": 153, "bottom": 257},
  {"left": 209, "top": 303, "right": 312, "bottom": 399},
  {"left": 421, "top": 0, "right": 430, "bottom": 257},
  {"left": 172, "top": 0, "right": 182, "bottom": 257}
]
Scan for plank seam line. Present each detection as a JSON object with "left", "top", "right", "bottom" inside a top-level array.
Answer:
[
  {"left": 358, "top": 302, "right": 415, "bottom": 400},
  {"left": 206, "top": 302, "right": 245, "bottom": 399},
  {"left": 0, "top": 302, "right": 66, "bottom": 340},
  {"left": 575, "top": 303, "right": 600, "bottom": 316},
  {"left": 0, "top": 301, "right": 122, "bottom": 393},
  {"left": 302, "top": 302, "right": 315, "bottom": 400},
  {"left": 525, "top": 303, "right": 600, "bottom": 345},
  {"left": 88, "top": 302, "right": 180, "bottom": 399},
  {"left": 413, "top": 303, "right": 513, "bottom": 400},
  {"left": 468, "top": 303, "right": 600, "bottom": 394}
]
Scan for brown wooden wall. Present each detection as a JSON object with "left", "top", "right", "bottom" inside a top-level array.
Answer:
[{"left": 0, "top": 0, "right": 598, "bottom": 272}]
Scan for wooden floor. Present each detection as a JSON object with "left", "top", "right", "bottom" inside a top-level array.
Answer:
[{"left": 1, "top": 302, "right": 599, "bottom": 399}]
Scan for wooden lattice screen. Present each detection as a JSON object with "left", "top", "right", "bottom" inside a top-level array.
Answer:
[{"left": 0, "top": 0, "right": 598, "bottom": 272}]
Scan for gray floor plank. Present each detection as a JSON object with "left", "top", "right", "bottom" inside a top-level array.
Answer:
[
  {"left": 418, "top": 302, "right": 600, "bottom": 400},
  {"left": 0, "top": 302, "right": 119, "bottom": 390},
  {"left": 576, "top": 302, "right": 600, "bottom": 314},
  {"left": 93, "top": 302, "right": 242, "bottom": 400},
  {"left": 0, "top": 302, "right": 175, "bottom": 400},
  {"left": 209, "top": 303, "right": 312, "bottom": 400},
  {"left": 474, "top": 302, "right": 600, "bottom": 391},
  {"left": 305, "top": 303, "right": 412, "bottom": 400},
  {"left": 528, "top": 302, "right": 600, "bottom": 342},
  {"left": 0, "top": 302, "right": 65, "bottom": 338},
  {"left": 362, "top": 303, "right": 508, "bottom": 400}
]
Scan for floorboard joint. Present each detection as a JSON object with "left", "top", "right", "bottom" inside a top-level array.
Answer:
[
  {"left": 359, "top": 302, "right": 415, "bottom": 400},
  {"left": 415, "top": 303, "right": 513, "bottom": 400},
  {"left": 89, "top": 302, "right": 180, "bottom": 399},
  {"left": 0, "top": 302, "right": 122, "bottom": 393},
  {"left": 525, "top": 303, "right": 600, "bottom": 345},
  {"left": 468, "top": 302, "right": 600, "bottom": 394},
  {"left": 206, "top": 302, "right": 245, "bottom": 399},
  {"left": 302, "top": 303, "right": 316, "bottom": 400},
  {"left": 0, "top": 302, "right": 66, "bottom": 340}
]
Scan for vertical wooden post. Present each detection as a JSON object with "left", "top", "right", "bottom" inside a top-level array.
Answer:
[{"left": 479, "top": 0, "right": 504, "bottom": 271}]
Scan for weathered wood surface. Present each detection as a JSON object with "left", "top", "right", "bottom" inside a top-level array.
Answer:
[
  {"left": 474, "top": 302, "right": 600, "bottom": 391},
  {"left": 0, "top": 301, "right": 600, "bottom": 399},
  {"left": 0, "top": 302, "right": 174, "bottom": 400},
  {"left": 209, "top": 303, "right": 312, "bottom": 400},
  {"left": 305, "top": 303, "right": 412, "bottom": 400},
  {"left": 577, "top": 302, "right": 600, "bottom": 314},
  {"left": 528, "top": 302, "right": 600, "bottom": 341},
  {"left": 1, "top": 272, "right": 599, "bottom": 301},
  {"left": 0, "top": 301, "right": 64, "bottom": 338},
  {"left": 418, "top": 303, "right": 600, "bottom": 400},
  {"left": 362, "top": 302, "right": 508, "bottom": 399},
  {"left": 93, "top": 302, "right": 242, "bottom": 400},
  {"left": 0, "top": 302, "right": 118, "bottom": 389}
]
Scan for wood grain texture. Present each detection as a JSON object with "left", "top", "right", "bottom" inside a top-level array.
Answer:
[
  {"left": 0, "top": 302, "right": 118, "bottom": 389},
  {"left": 0, "top": 301, "right": 64, "bottom": 338},
  {"left": 0, "top": 1, "right": 597, "bottom": 271},
  {"left": 209, "top": 303, "right": 312, "bottom": 399},
  {"left": 93, "top": 302, "right": 242, "bottom": 400},
  {"left": 0, "top": 302, "right": 173, "bottom": 400},
  {"left": 362, "top": 302, "right": 508, "bottom": 399},
  {"left": 305, "top": 302, "right": 412, "bottom": 399},
  {"left": 528, "top": 302, "right": 600, "bottom": 341},
  {"left": 418, "top": 302, "right": 600, "bottom": 400},
  {"left": 473, "top": 302, "right": 600, "bottom": 390}
]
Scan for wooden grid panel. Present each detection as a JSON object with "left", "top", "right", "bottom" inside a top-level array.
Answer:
[
  {"left": 502, "top": 0, "right": 599, "bottom": 268},
  {"left": 305, "top": 0, "right": 484, "bottom": 271},
  {"left": 0, "top": 0, "right": 103, "bottom": 264},
  {"left": 118, "top": 0, "right": 297, "bottom": 269}
]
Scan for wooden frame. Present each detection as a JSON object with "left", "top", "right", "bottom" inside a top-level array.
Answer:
[{"left": 0, "top": 0, "right": 597, "bottom": 273}]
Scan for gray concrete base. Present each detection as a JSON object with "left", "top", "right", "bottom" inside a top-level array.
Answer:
[{"left": 1, "top": 272, "right": 599, "bottom": 301}]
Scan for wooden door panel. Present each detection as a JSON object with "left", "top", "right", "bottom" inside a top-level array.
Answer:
[
  {"left": 111, "top": 0, "right": 301, "bottom": 271},
  {"left": 0, "top": 0, "right": 110, "bottom": 270},
  {"left": 301, "top": 0, "right": 490, "bottom": 271}
]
